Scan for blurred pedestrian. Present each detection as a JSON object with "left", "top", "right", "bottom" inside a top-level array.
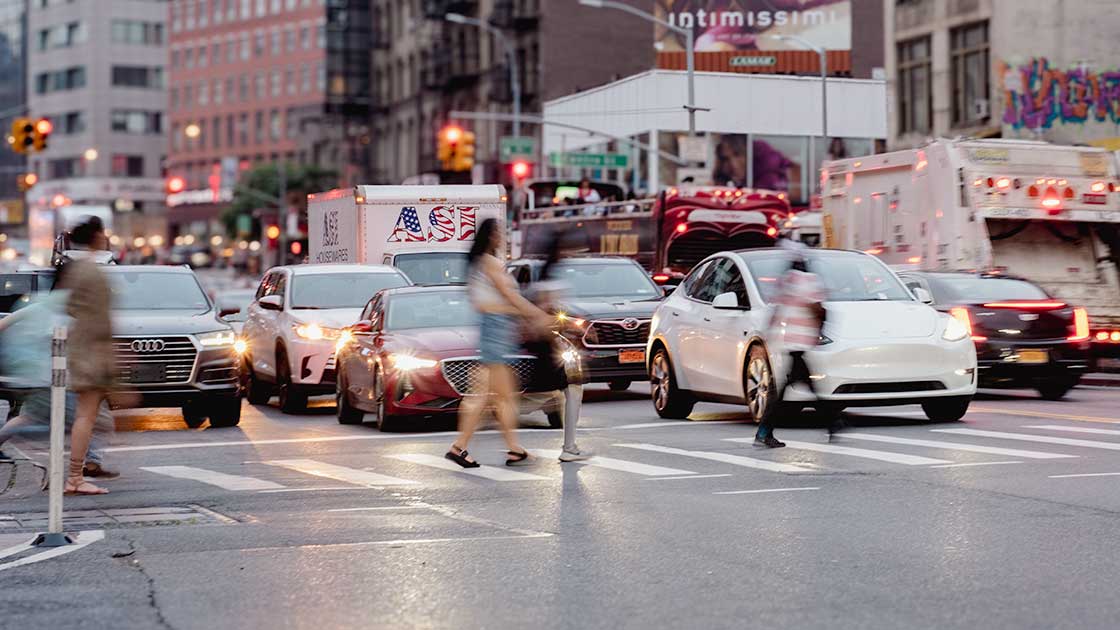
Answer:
[
  {"left": 577, "top": 179, "right": 603, "bottom": 216},
  {"left": 0, "top": 261, "right": 117, "bottom": 475},
  {"left": 524, "top": 233, "right": 590, "bottom": 462},
  {"left": 757, "top": 240, "right": 829, "bottom": 448},
  {"left": 446, "top": 218, "right": 549, "bottom": 468},
  {"left": 63, "top": 217, "right": 117, "bottom": 494}
]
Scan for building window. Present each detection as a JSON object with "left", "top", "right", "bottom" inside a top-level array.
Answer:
[
  {"left": 212, "top": 116, "right": 221, "bottom": 149},
  {"left": 49, "top": 157, "right": 83, "bottom": 179},
  {"left": 111, "top": 110, "right": 163, "bottom": 134},
  {"left": 300, "top": 64, "right": 310, "bottom": 92},
  {"left": 285, "top": 68, "right": 295, "bottom": 95},
  {"left": 270, "top": 70, "right": 280, "bottom": 96},
  {"left": 271, "top": 29, "right": 281, "bottom": 55},
  {"left": 198, "top": 81, "right": 209, "bottom": 105},
  {"left": 316, "top": 23, "right": 325, "bottom": 48},
  {"left": 110, "top": 20, "right": 164, "bottom": 45},
  {"left": 212, "top": 43, "right": 221, "bottom": 66},
  {"left": 300, "top": 26, "right": 309, "bottom": 49},
  {"left": 238, "top": 112, "right": 249, "bottom": 145},
  {"left": 111, "top": 155, "right": 145, "bottom": 178},
  {"left": 214, "top": 79, "right": 223, "bottom": 105},
  {"left": 240, "top": 74, "right": 250, "bottom": 100},
  {"left": 61, "top": 112, "right": 85, "bottom": 135},
  {"left": 226, "top": 114, "right": 235, "bottom": 147},
  {"left": 112, "top": 66, "right": 164, "bottom": 89},
  {"left": 198, "top": 45, "right": 208, "bottom": 67},
  {"left": 254, "top": 31, "right": 265, "bottom": 56},
  {"left": 254, "top": 110, "right": 264, "bottom": 143},
  {"left": 269, "top": 109, "right": 281, "bottom": 141},
  {"left": 240, "top": 34, "right": 250, "bottom": 60},
  {"left": 254, "top": 71, "right": 265, "bottom": 98},
  {"left": 38, "top": 22, "right": 85, "bottom": 50},
  {"left": 226, "top": 77, "right": 236, "bottom": 104},
  {"left": 951, "top": 21, "right": 990, "bottom": 126},
  {"left": 285, "top": 28, "right": 295, "bottom": 52},
  {"left": 897, "top": 37, "right": 932, "bottom": 134},
  {"left": 35, "top": 67, "right": 86, "bottom": 93}
]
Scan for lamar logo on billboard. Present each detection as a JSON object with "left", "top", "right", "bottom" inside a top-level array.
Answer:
[{"left": 389, "top": 206, "right": 477, "bottom": 243}]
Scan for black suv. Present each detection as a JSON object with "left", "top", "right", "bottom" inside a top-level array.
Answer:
[
  {"left": 105, "top": 266, "right": 243, "bottom": 426},
  {"left": 507, "top": 257, "right": 664, "bottom": 390}
]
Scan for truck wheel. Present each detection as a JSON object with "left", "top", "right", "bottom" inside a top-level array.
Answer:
[
  {"left": 182, "top": 402, "right": 207, "bottom": 428},
  {"left": 608, "top": 380, "right": 632, "bottom": 392},
  {"left": 1037, "top": 378, "right": 1078, "bottom": 401},
  {"left": 276, "top": 349, "right": 307, "bottom": 414},
  {"left": 921, "top": 396, "right": 971, "bottom": 422},
  {"left": 650, "top": 348, "right": 694, "bottom": 419},
  {"left": 207, "top": 396, "right": 243, "bottom": 428},
  {"left": 244, "top": 358, "right": 272, "bottom": 406},
  {"left": 336, "top": 376, "right": 365, "bottom": 425}
]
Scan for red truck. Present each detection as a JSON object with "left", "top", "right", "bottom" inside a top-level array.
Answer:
[{"left": 517, "top": 185, "right": 791, "bottom": 280}]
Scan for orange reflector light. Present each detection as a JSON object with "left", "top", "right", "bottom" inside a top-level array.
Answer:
[
  {"left": 907, "top": 256, "right": 921, "bottom": 264},
  {"left": 995, "top": 177, "right": 1011, "bottom": 189},
  {"left": 1070, "top": 307, "right": 1090, "bottom": 341},
  {"left": 1091, "top": 181, "right": 1107, "bottom": 192}
]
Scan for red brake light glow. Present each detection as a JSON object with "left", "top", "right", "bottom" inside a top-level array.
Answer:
[
  {"left": 766, "top": 226, "right": 778, "bottom": 237},
  {"left": 675, "top": 222, "right": 688, "bottom": 234},
  {"left": 652, "top": 273, "right": 670, "bottom": 284},
  {"left": 950, "top": 307, "right": 986, "bottom": 342},
  {"left": 981, "top": 301, "right": 1067, "bottom": 310},
  {"left": 1069, "top": 307, "right": 1090, "bottom": 341}
]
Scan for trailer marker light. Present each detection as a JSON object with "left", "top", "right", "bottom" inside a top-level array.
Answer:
[
  {"left": 1064, "top": 187, "right": 1075, "bottom": 199},
  {"left": 1048, "top": 178, "right": 1058, "bottom": 185},
  {"left": 1069, "top": 307, "right": 1090, "bottom": 341},
  {"left": 1091, "top": 181, "right": 1107, "bottom": 192},
  {"left": 1112, "top": 331, "right": 1120, "bottom": 342},
  {"left": 1036, "top": 178, "right": 1046, "bottom": 185},
  {"left": 973, "top": 178, "right": 984, "bottom": 187},
  {"left": 995, "top": 177, "right": 1011, "bottom": 189},
  {"left": 907, "top": 256, "right": 921, "bottom": 264},
  {"left": 1027, "top": 185, "right": 1039, "bottom": 198},
  {"left": 1057, "top": 179, "right": 1068, "bottom": 186},
  {"left": 1097, "top": 331, "right": 1110, "bottom": 341},
  {"left": 1042, "top": 196, "right": 1062, "bottom": 209},
  {"left": 986, "top": 177, "right": 994, "bottom": 188}
]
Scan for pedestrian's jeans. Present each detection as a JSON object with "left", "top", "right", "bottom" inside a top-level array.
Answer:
[
  {"left": 0, "top": 389, "right": 111, "bottom": 464},
  {"left": 757, "top": 351, "right": 818, "bottom": 439}
]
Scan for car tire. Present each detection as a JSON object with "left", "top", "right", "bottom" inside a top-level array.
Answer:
[
  {"left": 546, "top": 410, "right": 563, "bottom": 428},
  {"left": 1037, "top": 378, "right": 1078, "bottom": 401},
  {"left": 207, "top": 396, "right": 243, "bottom": 428},
  {"left": 336, "top": 375, "right": 365, "bottom": 425},
  {"left": 608, "top": 380, "right": 632, "bottom": 392},
  {"left": 649, "top": 347, "right": 694, "bottom": 419},
  {"left": 373, "top": 368, "right": 397, "bottom": 432},
  {"left": 182, "top": 402, "right": 207, "bottom": 429},
  {"left": 744, "top": 345, "right": 778, "bottom": 425},
  {"left": 276, "top": 348, "right": 307, "bottom": 414},
  {"left": 921, "top": 396, "right": 971, "bottom": 422},
  {"left": 244, "top": 358, "right": 272, "bottom": 406}
]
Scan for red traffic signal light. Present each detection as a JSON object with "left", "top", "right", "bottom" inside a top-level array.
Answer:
[
  {"left": 442, "top": 125, "right": 463, "bottom": 143},
  {"left": 290, "top": 241, "right": 302, "bottom": 256},
  {"left": 166, "top": 176, "right": 186, "bottom": 194},
  {"left": 266, "top": 224, "right": 281, "bottom": 240},
  {"left": 511, "top": 161, "right": 531, "bottom": 179},
  {"left": 35, "top": 119, "right": 52, "bottom": 135}
]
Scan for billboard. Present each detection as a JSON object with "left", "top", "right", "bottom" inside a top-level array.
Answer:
[{"left": 654, "top": 0, "right": 851, "bottom": 53}]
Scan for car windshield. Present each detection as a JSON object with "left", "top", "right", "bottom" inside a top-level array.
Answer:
[
  {"left": 394, "top": 253, "right": 469, "bottom": 285},
  {"left": 216, "top": 291, "right": 256, "bottom": 322},
  {"left": 386, "top": 291, "right": 475, "bottom": 330},
  {"left": 931, "top": 277, "right": 1050, "bottom": 303},
  {"left": 550, "top": 263, "right": 660, "bottom": 299},
  {"left": 747, "top": 253, "right": 913, "bottom": 303},
  {"left": 290, "top": 272, "right": 408, "bottom": 309},
  {"left": 1, "top": 274, "right": 36, "bottom": 313},
  {"left": 107, "top": 271, "right": 211, "bottom": 311}
]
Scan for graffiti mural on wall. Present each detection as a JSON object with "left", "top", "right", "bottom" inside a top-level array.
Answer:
[{"left": 999, "top": 58, "right": 1120, "bottom": 129}]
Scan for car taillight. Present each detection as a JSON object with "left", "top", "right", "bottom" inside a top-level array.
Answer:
[
  {"left": 1069, "top": 307, "right": 1090, "bottom": 341},
  {"left": 981, "top": 301, "right": 1067, "bottom": 310},
  {"left": 950, "top": 307, "right": 986, "bottom": 342},
  {"left": 652, "top": 273, "right": 670, "bottom": 284}
]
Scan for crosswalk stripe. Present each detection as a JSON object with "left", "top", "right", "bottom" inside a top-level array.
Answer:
[
  {"left": 389, "top": 454, "right": 550, "bottom": 481},
  {"left": 139, "top": 465, "right": 285, "bottom": 491},
  {"left": 1025, "top": 425, "right": 1120, "bottom": 437},
  {"left": 840, "top": 432, "right": 1078, "bottom": 459},
  {"left": 615, "top": 443, "right": 812, "bottom": 473},
  {"left": 530, "top": 449, "right": 699, "bottom": 476},
  {"left": 934, "top": 428, "right": 1120, "bottom": 451},
  {"left": 726, "top": 438, "right": 952, "bottom": 466},
  {"left": 263, "top": 459, "right": 419, "bottom": 486}
]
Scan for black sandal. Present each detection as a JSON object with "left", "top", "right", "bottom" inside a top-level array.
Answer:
[
  {"left": 445, "top": 446, "right": 480, "bottom": 468},
  {"left": 506, "top": 449, "right": 531, "bottom": 467}
]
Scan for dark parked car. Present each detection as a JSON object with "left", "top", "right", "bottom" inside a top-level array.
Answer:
[
  {"left": 506, "top": 257, "right": 664, "bottom": 390},
  {"left": 899, "top": 271, "right": 1090, "bottom": 400}
]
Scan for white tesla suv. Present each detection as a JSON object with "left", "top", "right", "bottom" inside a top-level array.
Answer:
[
  {"left": 646, "top": 249, "right": 977, "bottom": 423},
  {"left": 241, "top": 264, "right": 409, "bottom": 413}
]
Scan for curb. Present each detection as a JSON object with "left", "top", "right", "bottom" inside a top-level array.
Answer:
[{"left": 1081, "top": 373, "right": 1120, "bottom": 388}]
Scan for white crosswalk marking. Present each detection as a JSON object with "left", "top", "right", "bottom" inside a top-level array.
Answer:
[
  {"left": 389, "top": 454, "right": 550, "bottom": 481},
  {"left": 725, "top": 439, "right": 953, "bottom": 466},
  {"left": 140, "top": 466, "right": 285, "bottom": 491},
  {"left": 263, "top": 459, "right": 419, "bottom": 486},
  {"left": 840, "top": 432, "right": 1078, "bottom": 459},
  {"left": 530, "top": 449, "right": 699, "bottom": 476},
  {"left": 934, "top": 428, "right": 1120, "bottom": 451},
  {"left": 1025, "top": 425, "right": 1120, "bottom": 437},
  {"left": 615, "top": 443, "right": 813, "bottom": 473}
]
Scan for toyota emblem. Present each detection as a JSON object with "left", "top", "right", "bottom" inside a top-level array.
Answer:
[
  {"left": 621, "top": 318, "right": 640, "bottom": 331},
  {"left": 130, "top": 339, "right": 165, "bottom": 353}
]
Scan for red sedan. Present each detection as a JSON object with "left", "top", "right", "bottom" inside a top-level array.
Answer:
[{"left": 334, "top": 285, "right": 581, "bottom": 430}]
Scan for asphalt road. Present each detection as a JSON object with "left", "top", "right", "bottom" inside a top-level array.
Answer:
[{"left": 2, "top": 384, "right": 1120, "bottom": 630}]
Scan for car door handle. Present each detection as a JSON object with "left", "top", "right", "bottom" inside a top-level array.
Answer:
[
  {"left": 703, "top": 316, "right": 711, "bottom": 322},
  {"left": 670, "top": 310, "right": 680, "bottom": 317}
]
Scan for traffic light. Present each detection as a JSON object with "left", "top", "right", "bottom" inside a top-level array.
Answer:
[
  {"left": 16, "top": 172, "right": 38, "bottom": 192},
  {"left": 10, "top": 118, "right": 34, "bottom": 154},
  {"left": 266, "top": 224, "right": 280, "bottom": 249},
  {"left": 166, "top": 176, "right": 186, "bottom": 194},
  {"left": 438, "top": 125, "right": 476, "bottom": 172},
  {"left": 31, "top": 118, "right": 51, "bottom": 152},
  {"left": 511, "top": 160, "right": 531, "bottom": 182}
]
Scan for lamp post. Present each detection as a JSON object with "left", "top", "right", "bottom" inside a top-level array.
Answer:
[
  {"left": 579, "top": 0, "right": 697, "bottom": 136},
  {"left": 445, "top": 13, "right": 521, "bottom": 138},
  {"left": 770, "top": 34, "right": 828, "bottom": 191}
]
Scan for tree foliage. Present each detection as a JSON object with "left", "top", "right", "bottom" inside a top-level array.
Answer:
[{"left": 221, "top": 163, "right": 338, "bottom": 236}]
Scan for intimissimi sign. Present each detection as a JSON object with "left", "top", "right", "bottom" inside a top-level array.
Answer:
[{"left": 655, "top": 1, "right": 851, "bottom": 53}]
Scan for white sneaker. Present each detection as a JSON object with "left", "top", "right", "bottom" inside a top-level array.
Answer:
[{"left": 559, "top": 446, "right": 593, "bottom": 462}]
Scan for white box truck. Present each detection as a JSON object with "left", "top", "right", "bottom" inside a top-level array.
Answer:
[
  {"left": 308, "top": 185, "right": 507, "bottom": 284},
  {"left": 822, "top": 138, "right": 1120, "bottom": 361}
]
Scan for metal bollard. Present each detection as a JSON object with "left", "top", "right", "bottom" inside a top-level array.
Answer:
[{"left": 33, "top": 326, "right": 72, "bottom": 548}]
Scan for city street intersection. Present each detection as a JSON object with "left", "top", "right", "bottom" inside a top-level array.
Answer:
[{"left": 2, "top": 385, "right": 1120, "bottom": 629}]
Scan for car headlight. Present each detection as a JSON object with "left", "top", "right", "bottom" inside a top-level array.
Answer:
[
  {"left": 198, "top": 330, "right": 237, "bottom": 348},
  {"left": 294, "top": 322, "right": 342, "bottom": 341},
  {"left": 556, "top": 313, "right": 586, "bottom": 334},
  {"left": 335, "top": 329, "right": 354, "bottom": 353},
  {"left": 942, "top": 315, "right": 969, "bottom": 342},
  {"left": 389, "top": 352, "right": 438, "bottom": 371},
  {"left": 233, "top": 338, "right": 248, "bottom": 355}
]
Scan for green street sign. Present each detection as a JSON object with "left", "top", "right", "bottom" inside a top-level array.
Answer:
[
  {"left": 548, "top": 152, "right": 630, "bottom": 169},
  {"left": 500, "top": 136, "right": 536, "bottom": 162}
]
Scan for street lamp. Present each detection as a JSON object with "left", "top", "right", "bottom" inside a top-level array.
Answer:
[
  {"left": 769, "top": 34, "right": 828, "bottom": 191},
  {"left": 83, "top": 148, "right": 98, "bottom": 161},
  {"left": 184, "top": 123, "right": 201, "bottom": 139},
  {"left": 579, "top": 0, "right": 697, "bottom": 136},
  {"left": 445, "top": 13, "right": 521, "bottom": 138}
]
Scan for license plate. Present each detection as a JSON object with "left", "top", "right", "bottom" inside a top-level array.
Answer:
[
  {"left": 131, "top": 363, "right": 165, "bottom": 383},
  {"left": 1083, "top": 193, "right": 1107, "bottom": 205},
  {"left": 1017, "top": 349, "right": 1049, "bottom": 364},
  {"left": 618, "top": 349, "right": 646, "bottom": 364}
]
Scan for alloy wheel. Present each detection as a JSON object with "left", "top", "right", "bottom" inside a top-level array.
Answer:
[
  {"left": 746, "top": 356, "right": 771, "bottom": 419},
  {"left": 651, "top": 353, "right": 670, "bottom": 412}
]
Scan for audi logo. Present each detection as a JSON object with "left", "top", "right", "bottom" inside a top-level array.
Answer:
[
  {"left": 621, "top": 318, "right": 641, "bottom": 331},
  {"left": 130, "top": 339, "right": 166, "bottom": 353}
]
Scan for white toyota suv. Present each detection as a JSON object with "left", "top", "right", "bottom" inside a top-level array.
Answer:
[{"left": 241, "top": 264, "right": 410, "bottom": 412}]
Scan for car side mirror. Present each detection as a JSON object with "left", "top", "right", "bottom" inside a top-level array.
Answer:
[
  {"left": 913, "top": 287, "right": 934, "bottom": 304},
  {"left": 258, "top": 295, "right": 283, "bottom": 311},
  {"left": 712, "top": 292, "right": 743, "bottom": 310}
]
